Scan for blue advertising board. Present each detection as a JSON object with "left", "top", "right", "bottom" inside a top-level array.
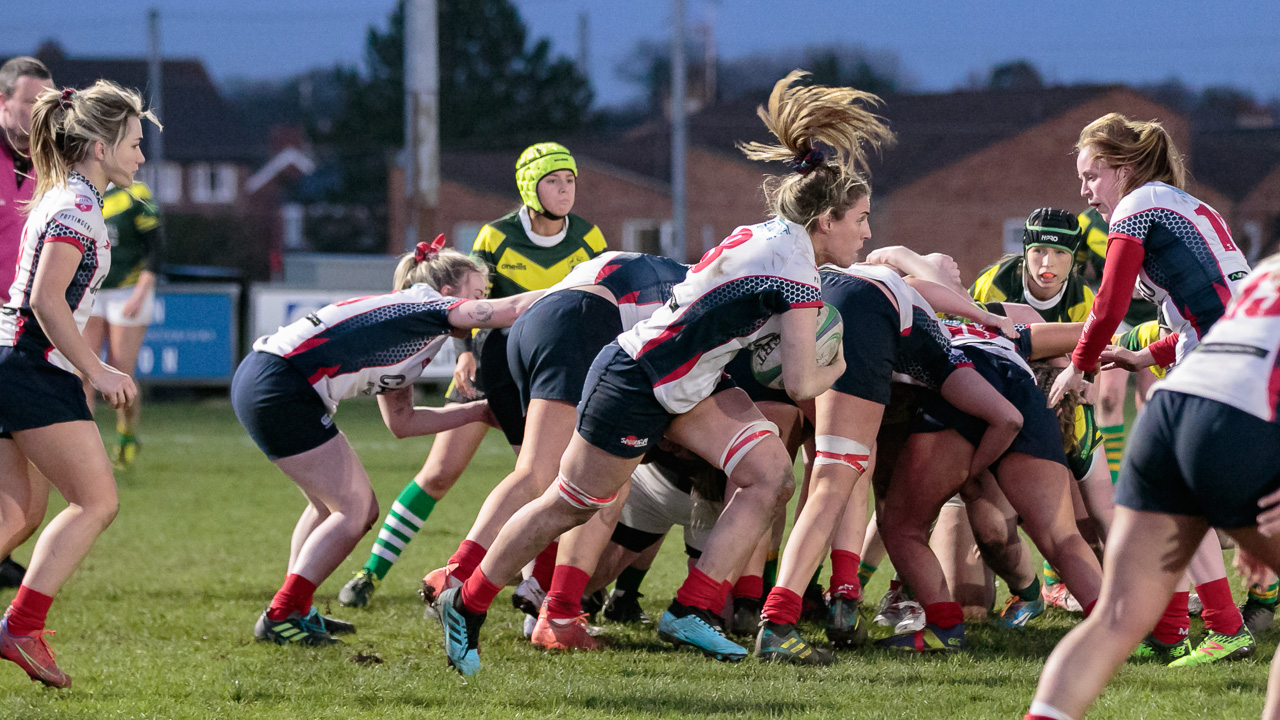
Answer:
[{"left": 133, "top": 283, "right": 239, "bottom": 384}]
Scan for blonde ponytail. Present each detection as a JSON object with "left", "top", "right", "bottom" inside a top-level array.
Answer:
[{"left": 738, "top": 70, "right": 895, "bottom": 230}]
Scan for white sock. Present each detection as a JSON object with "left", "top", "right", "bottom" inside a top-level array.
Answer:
[{"left": 1028, "top": 701, "right": 1075, "bottom": 720}]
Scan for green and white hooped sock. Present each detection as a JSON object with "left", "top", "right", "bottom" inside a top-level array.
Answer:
[{"left": 362, "top": 482, "right": 437, "bottom": 580}]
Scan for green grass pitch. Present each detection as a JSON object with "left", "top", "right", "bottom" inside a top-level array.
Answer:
[{"left": 0, "top": 392, "right": 1272, "bottom": 718}]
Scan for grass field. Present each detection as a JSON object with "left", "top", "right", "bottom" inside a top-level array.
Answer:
[{"left": 0, "top": 391, "right": 1273, "bottom": 719}]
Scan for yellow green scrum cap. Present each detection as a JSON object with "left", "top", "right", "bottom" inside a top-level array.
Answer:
[{"left": 516, "top": 142, "right": 577, "bottom": 213}]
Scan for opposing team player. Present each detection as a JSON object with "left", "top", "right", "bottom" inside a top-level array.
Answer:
[
  {"left": 1049, "top": 113, "right": 1253, "bottom": 667},
  {"left": 340, "top": 142, "right": 606, "bottom": 607},
  {"left": 233, "top": 237, "right": 541, "bottom": 646},
  {"left": 82, "top": 181, "right": 164, "bottom": 468},
  {"left": 0, "top": 82, "right": 157, "bottom": 688},
  {"left": 1025, "top": 254, "right": 1280, "bottom": 720},
  {"left": 971, "top": 208, "right": 1108, "bottom": 620},
  {"left": 434, "top": 70, "right": 892, "bottom": 674}
]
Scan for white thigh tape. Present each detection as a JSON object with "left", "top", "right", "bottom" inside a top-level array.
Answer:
[
  {"left": 718, "top": 420, "right": 780, "bottom": 477},
  {"left": 555, "top": 474, "right": 619, "bottom": 509},
  {"left": 813, "top": 435, "right": 871, "bottom": 475}
]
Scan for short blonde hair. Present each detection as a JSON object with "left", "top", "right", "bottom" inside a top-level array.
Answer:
[
  {"left": 1076, "top": 113, "right": 1186, "bottom": 197},
  {"left": 27, "top": 80, "right": 161, "bottom": 211}
]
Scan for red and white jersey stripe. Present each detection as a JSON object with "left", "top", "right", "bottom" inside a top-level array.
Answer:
[
  {"left": 252, "top": 284, "right": 461, "bottom": 414},
  {"left": 0, "top": 172, "right": 109, "bottom": 372},
  {"left": 618, "top": 218, "right": 822, "bottom": 414},
  {"left": 1158, "top": 254, "right": 1280, "bottom": 423}
]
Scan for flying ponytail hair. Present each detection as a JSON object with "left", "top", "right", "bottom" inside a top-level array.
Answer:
[
  {"left": 1076, "top": 113, "right": 1186, "bottom": 197},
  {"left": 393, "top": 234, "right": 487, "bottom": 291},
  {"left": 737, "top": 70, "right": 896, "bottom": 231},
  {"left": 26, "top": 80, "right": 160, "bottom": 212}
]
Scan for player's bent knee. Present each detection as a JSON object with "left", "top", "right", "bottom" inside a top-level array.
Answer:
[
  {"left": 554, "top": 474, "right": 618, "bottom": 516},
  {"left": 718, "top": 420, "right": 780, "bottom": 479}
]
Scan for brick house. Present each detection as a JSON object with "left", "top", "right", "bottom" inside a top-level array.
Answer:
[
  {"left": 1192, "top": 128, "right": 1280, "bottom": 262},
  {"left": 17, "top": 42, "right": 309, "bottom": 279},
  {"left": 401, "top": 84, "right": 1277, "bottom": 282}
]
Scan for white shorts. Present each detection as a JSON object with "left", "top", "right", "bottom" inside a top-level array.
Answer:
[
  {"left": 619, "top": 461, "right": 723, "bottom": 554},
  {"left": 90, "top": 286, "right": 155, "bottom": 327}
]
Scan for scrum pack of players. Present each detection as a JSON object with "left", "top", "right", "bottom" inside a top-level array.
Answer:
[{"left": 4, "top": 71, "right": 1278, "bottom": 720}]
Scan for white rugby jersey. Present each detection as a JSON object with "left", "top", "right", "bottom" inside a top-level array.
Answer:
[
  {"left": 1109, "top": 182, "right": 1251, "bottom": 362},
  {"left": 0, "top": 172, "right": 109, "bottom": 373},
  {"left": 1158, "top": 255, "right": 1280, "bottom": 423},
  {"left": 543, "top": 251, "right": 689, "bottom": 331},
  {"left": 253, "top": 284, "right": 462, "bottom": 414},
  {"left": 618, "top": 218, "right": 822, "bottom": 413}
]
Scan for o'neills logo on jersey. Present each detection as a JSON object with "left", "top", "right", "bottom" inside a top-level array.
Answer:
[
  {"left": 501, "top": 262, "right": 527, "bottom": 271},
  {"left": 621, "top": 435, "right": 648, "bottom": 448},
  {"left": 75, "top": 195, "right": 93, "bottom": 212}
]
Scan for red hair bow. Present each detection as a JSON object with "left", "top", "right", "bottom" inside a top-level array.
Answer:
[{"left": 414, "top": 233, "right": 448, "bottom": 262}]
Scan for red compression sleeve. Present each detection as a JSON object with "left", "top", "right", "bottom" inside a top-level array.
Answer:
[
  {"left": 1148, "top": 333, "right": 1179, "bottom": 368},
  {"left": 1073, "top": 237, "right": 1146, "bottom": 372}
]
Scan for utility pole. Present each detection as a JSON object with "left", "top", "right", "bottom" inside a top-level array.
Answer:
[
  {"left": 146, "top": 7, "right": 163, "bottom": 191},
  {"left": 404, "top": 0, "right": 440, "bottom": 252},
  {"left": 670, "top": 0, "right": 687, "bottom": 261},
  {"left": 577, "top": 10, "right": 589, "bottom": 77}
]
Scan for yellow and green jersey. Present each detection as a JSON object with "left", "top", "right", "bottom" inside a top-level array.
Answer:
[
  {"left": 1113, "top": 320, "right": 1167, "bottom": 379},
  {"left": 471, "top": 210, "right": 608, "bottom": 298},
  {"left": 102, "top": 183, "right": 162, "bottom": 290},
  {"left": 970, "top": 255, "right": 1095, "bottom": 323}
]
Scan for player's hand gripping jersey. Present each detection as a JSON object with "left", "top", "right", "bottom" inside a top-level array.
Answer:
[
  {"left": 0, "top": 172, "right": 109, "bottom": 373},
  {"left": 542, "top": 251, "right": 689, "bottom": 331},
  {"left": 253, "top": 285, "right": 463, "bottom": 414},
  {"left": 618, "top": 218, "right": 822, "bottom": 413},
  {"left": 1158, "top": 255, "right": 1280, "bottom": 423},
  {"left": 1080, "top": 183, "right": 1251, "bottom": 367}
]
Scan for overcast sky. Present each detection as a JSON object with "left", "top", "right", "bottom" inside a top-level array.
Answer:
[{"left": 5, "top": 0, "right": 1279, "bottom": 105}]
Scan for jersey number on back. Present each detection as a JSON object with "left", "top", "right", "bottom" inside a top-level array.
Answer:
[
  {"left": 692, "top": 228, "right": 753, "bottom": 273},
  {"left": 1193, "top": 204, "right": 1237, "bottom": 253}
]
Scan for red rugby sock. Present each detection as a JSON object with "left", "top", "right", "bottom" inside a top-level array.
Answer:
[
  {"left": 460, "top": 569, "right": 503, "bottom": 615},
  {"left": 267, "top": 574, "right": 317, "bottom": 621},
  {"left": 829, "top": 549, "right": 862, "bottom": 599},
  {"left": 732, "top": 574, "right": 764, "bottom": 601},
  {"left": 924, "top": 601, "right": 964, "bottom": 629},
  {"left": 761, "top": 587, "right": 803, "bottom": 625},
  {"left": 1197, "top": 578, "right": 1243, "bottom": 635},
  {"left": 1151, "top": 591, "right": 1190, "bottom": 645},
  {"left": 4, "top": 585, "right": 54, "bottom": 637},
  {"left": 448, "top": 540, "right": 487, "bottom": 581},
  {"left": 675, "top": 567, "right": 726, "bottom": 614},
  {"left": 531, "top": 541, "right": 558, "bottom": 590},
  {"left": 544, "top": 565, "right": 590, "bottom": 620}
]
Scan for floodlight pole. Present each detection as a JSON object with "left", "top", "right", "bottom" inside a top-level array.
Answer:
[
  {"left": 404, "top": 0, "right": 440, "bottom": 252},
  {"left": 670, "top": 0, "right": 687, "bottom": 261},
  {"left": 147, "top": 8, "right": 163, "bottom": 191}
]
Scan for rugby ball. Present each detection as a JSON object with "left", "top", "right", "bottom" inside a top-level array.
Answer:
[{"left": 750, "top": 303, "right": 844, "bottom": 390}]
